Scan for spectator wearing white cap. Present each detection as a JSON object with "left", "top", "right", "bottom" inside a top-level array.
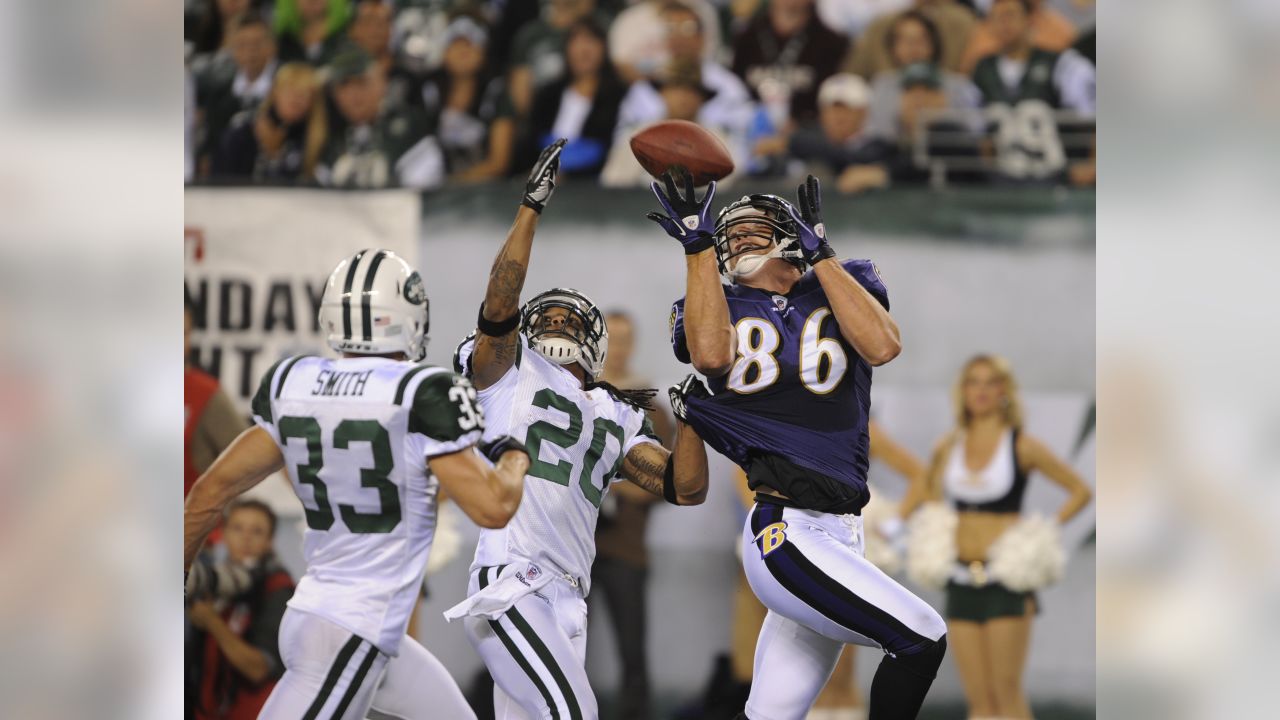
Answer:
[
  {"left": 420, "top": 14, "right": 518, "bottom": 182},
  {"left": 784, "top": 73, "right": 896, "bottom": 194}
]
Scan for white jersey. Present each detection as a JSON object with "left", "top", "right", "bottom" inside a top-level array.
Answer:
[
  {"left": 455, "top": 336, "right": 660, "bottom": 594},
  {"left": 251, "top": 355, "right": 483, "bottom": 655}
]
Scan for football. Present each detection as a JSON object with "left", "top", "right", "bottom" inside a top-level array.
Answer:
[{"left": 629, "top": 119, "right": 734, "bottom": 186}]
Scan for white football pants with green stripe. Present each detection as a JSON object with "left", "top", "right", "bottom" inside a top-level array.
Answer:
[
  {"left": 259, "top": 608, "right": 475, "bottom": 720},
  {"left": 464, "top": 565, "right": 597, "bottom": 720}
]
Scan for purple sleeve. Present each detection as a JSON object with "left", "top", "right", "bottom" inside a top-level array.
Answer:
[
  {"left": 670, "top": 299, "right": 691, "bottom": 364},
  {"left": 842, "top": 259, "right": 889, "bottom": 311}
]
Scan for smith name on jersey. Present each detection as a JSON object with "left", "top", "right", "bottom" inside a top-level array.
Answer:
[
  {"left": 251, "top": 354, "right": 483, "bottom": 655},
  {"left": 455, "top": 334, "right": 660, "bottom": 593},
  {"left": 670, "top": 258, "right": 889, "bottom": 512}
]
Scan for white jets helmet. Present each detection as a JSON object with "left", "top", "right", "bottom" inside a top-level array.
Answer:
[
  {"left": 520, "top": 288, "right": 608, "bottom": 379},
  {"left": 318, "top": 249, "right": 430, "bottom": 361}
]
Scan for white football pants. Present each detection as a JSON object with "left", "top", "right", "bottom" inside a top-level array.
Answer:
[
  {"left": 258, "top": 608, "right": 475, "bottom": 720},
  {"left": 462, "top": 564, "right": 597, "bottom": 720},
  {"left": 741, "top": 502, "right": 947, "bottom": 720}
]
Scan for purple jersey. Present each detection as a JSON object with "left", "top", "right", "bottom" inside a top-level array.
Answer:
[{"left": 671, "top": 259, "right": 888, "bottom": 504}]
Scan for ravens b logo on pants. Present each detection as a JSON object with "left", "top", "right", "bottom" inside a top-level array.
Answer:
[{"left": 754, "top": 522, "right": 788, "bottom": 559}]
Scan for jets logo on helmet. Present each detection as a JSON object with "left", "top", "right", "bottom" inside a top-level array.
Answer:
[
  {"left": 520, "top": 288, "right": 609, "bottom": 379},
  {"left": 318, "top": 249, "right": 430, "bottom": 361},
  {"left": 403, "top": 272, "right": 427, "bottom": 305},
  {"left": 712, "top": 194, "right": 806, "bottom": 282}
]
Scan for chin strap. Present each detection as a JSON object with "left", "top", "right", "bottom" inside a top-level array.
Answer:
[{"left": 728, "top": 244, "right": 786, "bottom": 280}]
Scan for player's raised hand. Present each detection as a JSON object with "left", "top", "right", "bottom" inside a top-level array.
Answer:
[
  {"left": 786, "top": 174, "right": 837, "bottom": 266},
  {"left": 646, "top": 168, "right": 717, "bottom": 254},
  {"left": 668, "top": 373, "right": 710, "bottom": 423},
  {"left": 522, "top": 138, "right": 567, "bottom": 214}
]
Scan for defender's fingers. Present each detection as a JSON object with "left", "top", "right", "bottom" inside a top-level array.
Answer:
[
  {"left": 538, "top": 138, "right": 565, "bottom": 165},
  {"left": 682, "top": 169, "right": 696, "bottom": 203}
]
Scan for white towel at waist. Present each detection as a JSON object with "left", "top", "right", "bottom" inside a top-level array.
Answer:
[{"left": 443, "top": 564, "right": 557, "bottom": 622}]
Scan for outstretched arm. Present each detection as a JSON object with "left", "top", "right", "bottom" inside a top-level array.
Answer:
[
  {"left": 471, "top": 139, "right": 565, "bottom": 390},
  {"left": 620, "top": 374, "right": 711, "bottom": 504},
  {"left": 789, "top": 175, "right": 900, "bottom": 366},
  {"left": 184, "top": 427, "right": 284, "bottom": 570},
  {"left": 648, "top": 171, "right": 733, "bottom": 377},
  {"left": 620, "top": 423, "right": 708, "bottom": 506},
  {"left": 431, "top": 440, "right": 529, "bottom": 529}
]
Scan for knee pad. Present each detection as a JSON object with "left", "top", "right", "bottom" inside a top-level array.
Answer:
[{"left": 893, "top": 634, "right": 947, "bottom": 680}]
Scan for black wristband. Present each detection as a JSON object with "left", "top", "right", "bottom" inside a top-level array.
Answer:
[
  {"left": 683, "top": 233, "right": 715, "bottom": 255},
  {"left": 662, "top": 457, "right": 679, "bottom": 505},
  {"left": 477, "top": 303, "right": 520, "bottom": 336},
  {"left": 480, "top": 435, "right": 527, "bottom": 464}
]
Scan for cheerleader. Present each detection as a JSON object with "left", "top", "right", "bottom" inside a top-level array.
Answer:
[{"left": 911, "top": 355, "right": 1091, "bottom": 720}]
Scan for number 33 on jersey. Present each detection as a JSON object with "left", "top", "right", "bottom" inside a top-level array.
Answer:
[{"left": 250, "top": 355, "right": 484, "bottom": 653}]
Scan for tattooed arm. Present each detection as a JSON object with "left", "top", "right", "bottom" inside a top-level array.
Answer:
[
  {"left": 472, "top": 210, "right": 536, "bottom": 390},
  {"left": 620, "top": 420, "right": 708, "bottom": 506},
  {"left": 471, "top": 139, "right": 565, "bottom": 391}
]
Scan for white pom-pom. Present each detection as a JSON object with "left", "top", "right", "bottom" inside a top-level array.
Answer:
[
  {"left": 906, "top": 502, "right": 958, "bottom": 589},
  {"left": 861, "top": 492, "right": 902, "bottom": 576},
  {"left": 986, "top": 514, "right": 1065, "bottom": 592},
  {"left": 425, "top": 503, "right": 463, "bottom": 576}
]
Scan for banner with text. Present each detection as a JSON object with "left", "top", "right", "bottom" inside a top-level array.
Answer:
[{"left": 184, "top": 188, "right": 420, "bottom": 414}]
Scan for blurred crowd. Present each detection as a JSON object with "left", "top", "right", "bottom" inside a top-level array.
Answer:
[{"left": 184, "top": 0, "right": 1096, "bottom": 193}]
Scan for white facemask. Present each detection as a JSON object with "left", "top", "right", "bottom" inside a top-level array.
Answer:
[
  {"left": 729, "top": 244, "right": 785, "bottom": 280},
  {"left": 532, "top": 335, "right": 582, "bottom": 367}
]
